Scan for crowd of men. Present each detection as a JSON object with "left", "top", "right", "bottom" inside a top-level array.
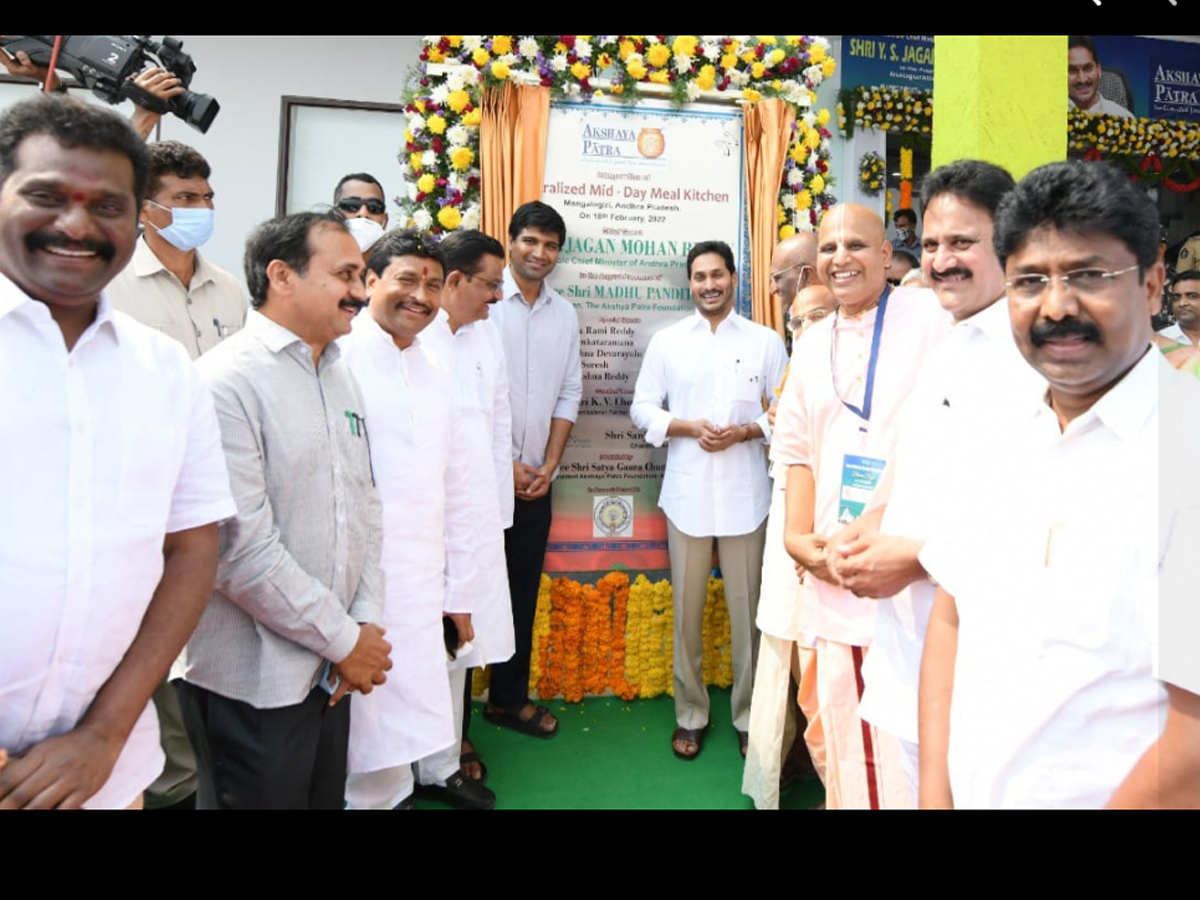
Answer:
[{"left": 1, "top": 90, "right": 1197, "bottom": 809}]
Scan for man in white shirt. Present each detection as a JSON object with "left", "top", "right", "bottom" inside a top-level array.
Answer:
[
  {"left": 420, "top": 229, "right": 514, "bottom": 787},
  {"left": 1068, "top": 36, "right": 1134, "bottom": 119},
  {"left": 631, "top": 240, "right": 788, "bottom": 761},
  {"left": 341, "top": 230, "right": 490, "bottom": 811},
  {"left": 1159, "top": 270, "right": 1200, "bottom": 348},
  {"left": 825, "top": 161, "right": 1044, "bottom": 803},
  {"left": 0, "top": 94, "right": 234, "bottom": 809},
  {"left": 744, "top": 233, "right": 827, "bottom": 806},
  {"left": 107, "top": 141, "right": 246, "bottom": 360},
  {"left": 104, "top": 138, "right": 247, "bottom": 811},
  {"left": 487, "top": 201, "right": 582, "bottom": 738},
  {"left": 920, "top": 160, "right": 1200, "bottom": 809},
  {"left": 773, "top": 204, "right": 948, "bottom": 808}
]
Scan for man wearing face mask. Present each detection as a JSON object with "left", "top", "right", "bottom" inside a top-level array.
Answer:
[
  {"left": 334, "top": 172, "right": 389, "bottom": 255},
  {"left": 108, "top": 141, "right": 246, "bottom": 360},
  {"left": 105, "top": 140, "right": 246, "bottom": 811}
]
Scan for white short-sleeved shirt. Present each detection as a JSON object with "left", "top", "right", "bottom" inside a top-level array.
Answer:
[
  {"left": 0, "top": 274, "right": 235, "bottom": 808},
  {"left": 859, "top": 299, "right": 1045, "bottom": 743},
  {"left": 921, "top": 349, "right": 1200, "bottom": 808},
  {"left": 630, "top": 310, "right": 788, "bottom": 537},
  {"left": 771, "top": 287, "right": 950, "bottom": 646}
]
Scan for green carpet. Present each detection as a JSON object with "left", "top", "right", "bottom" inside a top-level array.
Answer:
[{"left": 418, "top": 688, "right": 824, "bottom": 810}]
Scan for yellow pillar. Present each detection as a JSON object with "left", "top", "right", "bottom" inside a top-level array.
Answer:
[{"left": 932, "top": 36, "right": 1066, "bottom": 179}]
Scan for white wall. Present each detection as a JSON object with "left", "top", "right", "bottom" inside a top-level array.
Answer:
[{"left": 146, "top": 36, "right": 422, "bottom": 278}]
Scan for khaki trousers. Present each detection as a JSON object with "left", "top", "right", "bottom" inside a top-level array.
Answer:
[{"left": 666, "top": 517, "right": 767, "bottom": 732}]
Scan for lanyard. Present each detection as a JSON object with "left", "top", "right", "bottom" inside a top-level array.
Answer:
[{"left": 830, "top": 286, "right": 890, "bottom": 423}]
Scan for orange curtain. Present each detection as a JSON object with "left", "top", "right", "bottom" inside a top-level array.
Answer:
[
  {"left": 481, "top": 83, "right": 551, "bottom": 246},
  {"left": 742, "top": 98, "right": 795, "bottom": 336}
]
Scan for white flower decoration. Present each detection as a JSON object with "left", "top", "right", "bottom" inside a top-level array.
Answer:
[
  {"left": 446, "top": 70, "right": 466, "bottom": 91},
  {"left": 786, "top": 168, "right": 804, "bottom": 186},
  {"left": 421, "top": 150, "right": 437, "bottom": 167},
  {"left": 430, "top": 85, "right": 450, "bottom": 104},
  {"left": 407, "top": 182, "right": 419, "bottom": 202},
  {"left": 781, "top": 193, "right": 796, "bottom": 210},
  {"left": 575, "top": 39, "right": 592, "bottom": 59},
  {"left": 674, "top": 55, "right": 693, "bottom": 75},
  {"left": 550, "top": 54, "right": 568, "bottom": 72},
  {"left": 686, "top": 81, "right": 701, "bottom": 101},
  {"left": 702, "top": 42, "right": 720, "bottom": 61},
  {"left": 519, "top": 37, "right": 540, "bottom": 59},
  {"left": 408, "top": 115, "right": 426, "bottom": 134},
  {"left": 413, "top": 208, "right": 433, "bottom": 230},
  {"left": 462, "top": 36, "right": 482, "bottom": 52},
  {"left": 461, "top": 206, "right": 481, "bottom": 230},
  {"left": 804, "top": 64, "right": 823, "bottom": 85},
  {"left": 796, "top": 216, "right": 815, "bottom": 232},
  {"left": 447, "top": 125, "right": 470, "bottom": 146}
]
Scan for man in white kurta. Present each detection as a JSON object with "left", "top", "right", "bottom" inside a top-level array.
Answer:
[
  {"left": 341, "top": 231, "right": 482, "bottom": 810},
  {"left": 773, "top": 205, "right": 948, "bottom": 808},
  {"left": 418, "top": 229, "right": 514, "bottom": 791}
]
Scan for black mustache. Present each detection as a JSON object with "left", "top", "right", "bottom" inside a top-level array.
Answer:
[
  {"left": 1030, "top": 317, "right": 1101, "bottom": 346},
  {"left": 931, "top": 267, "right": 971, "bottom": 282},
  {"left": 339, "top": 298, "right": 365, "bottom": 313},
  {"left": 27, "top": 232, "right": 116, "bottom": 260},
  {"left": 396, "top": 301, "right": 433, "bottom": 315}
]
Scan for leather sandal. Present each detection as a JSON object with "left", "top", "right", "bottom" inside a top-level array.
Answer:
[{"left": 672, "top": 725, "right": 708, "bottom": 761}]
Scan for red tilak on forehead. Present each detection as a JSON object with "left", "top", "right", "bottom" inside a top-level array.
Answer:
[
  {"left": 422, "top": 265, "right": 428, "bottom": 278},
  {"left": 72, "top": 193, "right": 86, "bottom": 203}
]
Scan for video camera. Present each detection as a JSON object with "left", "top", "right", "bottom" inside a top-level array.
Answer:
[{"left": 0, "top": 35, "right": 219, "bottom": 133}]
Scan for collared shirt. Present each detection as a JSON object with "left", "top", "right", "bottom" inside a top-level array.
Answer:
[
  {"left": 858, "top": 298, "right": 1046, "bottom": 743},
  {"left": 422, "top": 309, "right": 516, "bottom": 666},
  {"left": 106, "top": 236, "right": 248, "bottom": 360},
  {"left": 1157, "top": 322, "right": 1198, "bottom": 347},
  {"left": 772, "top": 287, "right": 950, "bottom": 646},
  {"left": 341, "top": 311, "right": 477, "bottom": 770},
  {"left": 921, "top": 349, "right": 1200, "bottom": 808},
  {"left": 0, "top": 273, "right": 235, "bottom": 808},
  {"left": 184, "top": 310, "right": 384, "bottom": 709},
  {"left": 631, "top": 310, "right": 787, "bottom": 537},
  {"left": 490, "top": 268, "right": 582, "bottom": 471}
]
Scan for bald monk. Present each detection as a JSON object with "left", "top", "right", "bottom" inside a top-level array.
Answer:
[{"left": 769, "top": 205, "right": 949, "bottom": 808}]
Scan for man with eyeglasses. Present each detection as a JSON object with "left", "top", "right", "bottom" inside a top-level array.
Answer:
[
  {"left": 772, "top": 204, "right": 948, "bottom": 808},
  {"left": 334, "top": 172, "right": 389, "bottom": 254},
  {"left": 744, "top": 233, "right": 827, "bottom": 807},
  {"left": 823, "top": 160, "right": 1042, "bottom": 805},
  {"left": 919, "top": 161, "right": 1200, "bottom": 808}
]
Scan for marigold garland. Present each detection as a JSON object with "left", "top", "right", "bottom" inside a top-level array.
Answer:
[
  {"left": 858, "top": 150, "right": 885, "bottom": 196},
  {"left": 837, "top": 85, "right": 932, "bottom": 137},
  {"left": 1070, "top": 109, "right": 1200, "bottom": 193},
  {"left": 406, "top": 36, "right": 838, "bottom": 236},
  {"left": 510, "top": 571, "right": 734, "bottom": 701}
]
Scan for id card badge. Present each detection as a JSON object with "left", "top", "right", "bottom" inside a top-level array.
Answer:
[{"left": 837, "top": 454, "right": 886, "bottom": 524}]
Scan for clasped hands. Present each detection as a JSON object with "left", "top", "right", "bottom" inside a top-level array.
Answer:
[
  {"left": 688, "top": 419, "right": 750, "bottom": 453},
  {"left": 329, "top": 622, "right": 393, "bottom": 706},
  {"left": 787, "top": 517, "right": 922, "bottom": 599}
]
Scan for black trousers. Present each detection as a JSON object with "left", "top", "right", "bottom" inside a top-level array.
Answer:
[
  {"left": 176, "top": 681, "right": 350, "bottom": 810},
  {"left": 488, "top": 487, "right": 553, "bottom": 709}
]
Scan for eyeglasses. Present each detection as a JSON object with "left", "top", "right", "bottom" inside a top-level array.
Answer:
[
  {"left": 786, "top": 307, "right": 831, "bottom": 332},
  {"left": 769, "top": 262, "right": 812, "bottom": 287},
  {"left": 465, "top": 272, "right": 505, "bottom": 293},
  {"left": 337, "top": 197, "right": 387, "bottom": 216},
  {"left": 1006, "top": 264, "right": 1140, "bottom": 299}
]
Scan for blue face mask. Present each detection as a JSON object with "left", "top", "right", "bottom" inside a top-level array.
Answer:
[{"left": 147, "top": 201, "right": 214, "bottom": 252}]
